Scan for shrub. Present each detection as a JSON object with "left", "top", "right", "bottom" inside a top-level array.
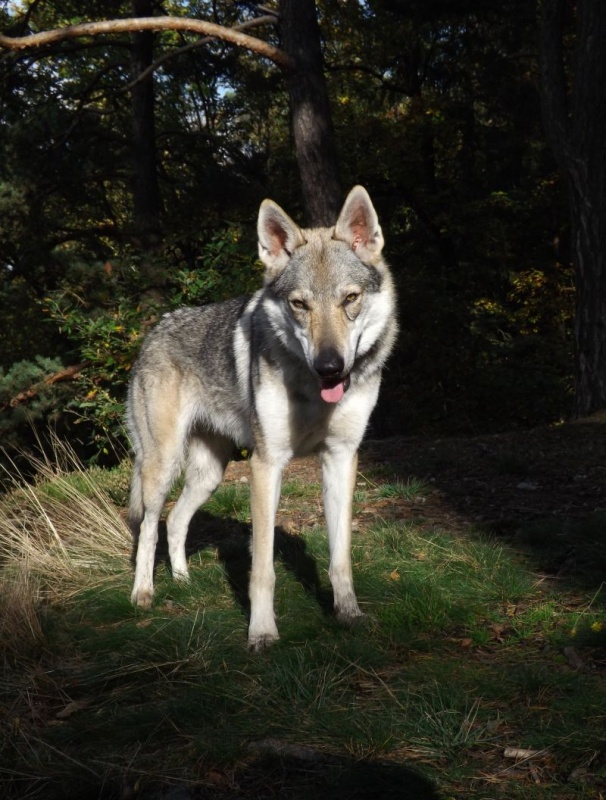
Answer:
[{"left": 42, "top": 229, "right": 261, "bottom": 462}]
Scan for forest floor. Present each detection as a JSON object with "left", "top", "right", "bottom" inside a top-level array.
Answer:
[
  {"left": 225, "top": 412, "right": 606, "bottom": 582},
  {"left": 2, "top": 416, "right": 606, "bottom": 799}
]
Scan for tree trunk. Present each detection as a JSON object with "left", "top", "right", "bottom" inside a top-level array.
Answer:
[
  {"left": 570, "top": 183, "right": 606, "bottom": 416},
  {"left": 130, "top": 0, "right": 162, "bottom": 249},
  {"left": 540, "top": 0, "right": 606, "bottom": 417},
  {"left": 279, "top": 0, "right": 342, "bottom": 226}
]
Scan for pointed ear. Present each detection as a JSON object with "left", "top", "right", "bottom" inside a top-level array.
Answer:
[
  {"left": 257, "top": 199, "right": 305, "bottom": 280},
  {"left": 334, "top": 185, "right": 384, "bottom": 264}
]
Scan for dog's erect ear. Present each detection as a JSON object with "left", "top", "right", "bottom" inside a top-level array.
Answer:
[
  {"left": 334, "top": 186, "right": 384, "bottom": 264},
  {"left": 257, "top": 199, "right": 305, "bottom": 279}
]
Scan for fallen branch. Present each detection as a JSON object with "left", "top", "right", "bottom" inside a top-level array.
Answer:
[
  {"left": 0, "top": 16, "right": 295, "bottom": 71},
  {"left": 1, "top": 361, "right": 91, "bottom": 413}
]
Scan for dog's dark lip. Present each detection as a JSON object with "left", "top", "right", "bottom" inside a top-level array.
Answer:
[{"left": 320, "top": 375, "right": 351, "bottom": 392}]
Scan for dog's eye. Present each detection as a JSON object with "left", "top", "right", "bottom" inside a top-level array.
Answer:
[
  {"left": 290, "top": 298, "right": 308, "bottom": 311},
  {"left": 344, "top": 292, "right": 360, "bottom": 305}
]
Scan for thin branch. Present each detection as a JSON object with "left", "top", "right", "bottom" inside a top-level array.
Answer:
[
  {"left": 123, "top": 14, "right": 278, "bottom": 92},
  {"left": 256, "top": 5, "right": 279, "bottom": 18},
  {"left": 1, "top": 362, "right": 91, "bottom": 413},
  {"left": 0, "top": 15, "right": 295, "bottom": 71}
]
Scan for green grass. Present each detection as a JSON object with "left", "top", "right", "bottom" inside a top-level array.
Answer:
[
  {"left": 204, "top": 482, "right": 251, "bottom": 521},
  {"left": 0, "top": 443, "right": 605, "bottom": 799},
  {"left": 281, "top": 479, "right": 322, "bottom": 500},
  {"left": 376, "top": 476, "right": 431, "bottom": 501}
]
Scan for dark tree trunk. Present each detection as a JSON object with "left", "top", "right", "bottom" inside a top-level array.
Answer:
[
  {"left": 570, "top": 185, "right": 606, "bottom": 416},
  {"left": 279, "top": 0, "right": 342, "bottom": 226},
  {"left": 130, "top": 0, "right": 162, "bottom": 249},
  {"left": 540, "top": 0, "right": 606, "bottom": 417}
]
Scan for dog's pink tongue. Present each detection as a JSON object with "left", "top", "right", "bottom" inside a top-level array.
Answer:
[{"left": 321, "top": 381, "right": 345, "bottom": 403}]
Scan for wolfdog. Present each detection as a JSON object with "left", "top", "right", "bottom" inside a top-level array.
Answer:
[{"left": 127, "top": 186, "right": 398, "bottom": 650}]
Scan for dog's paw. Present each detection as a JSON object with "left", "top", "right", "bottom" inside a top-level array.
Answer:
[
  {"left": 247, "top": 607, "right": 279, "bottom": 652},
  {"left": 131, "top": 587, "right": 154, "bottom": 609},
  {"left": 247, "top": 630, "right": 280, "bottom": 653},
  {"left": 334, "top": 600, "right": 364, "bottom": 626},
  {"left": 248, "top": 615, "right": 280, "bottom": 653}
]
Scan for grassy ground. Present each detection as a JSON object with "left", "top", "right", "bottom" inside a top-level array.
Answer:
[{"left": 0, "top": 430, "right": 605, "bottom": 799}]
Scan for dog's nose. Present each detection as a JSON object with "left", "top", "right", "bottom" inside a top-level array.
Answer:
[{"left": 313, "top": 348, "right": 345, "bottom": 378}]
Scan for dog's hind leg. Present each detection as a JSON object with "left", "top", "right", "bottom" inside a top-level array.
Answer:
[
  {"left": 130, "top": 380, "right": 186, "bottom": 609},
  {"left": 131, "top": 452, "right": 180, "bottom": 609},
  {"left": 322, "top": 447, "right": 363, "bottom": 623},
  {"left": 166, "top": 433, "right": 232, "bottom": 581}
]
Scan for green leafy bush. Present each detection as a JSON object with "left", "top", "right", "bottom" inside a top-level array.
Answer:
[
  {"left": 0, "top": 356, "right": 81, "bottom": 480},
  {"left": 42, "top": 229, "right": 262, "bottom": 462}
]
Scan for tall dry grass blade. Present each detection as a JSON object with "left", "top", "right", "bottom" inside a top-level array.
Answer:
[
  {"left": 0, "top": 435, "right": 132, "bottom": 607},
  {"left": 0, "top": 561, "right": 44, "bottom": 660}
]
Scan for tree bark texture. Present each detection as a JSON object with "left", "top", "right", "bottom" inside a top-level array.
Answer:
[
  {"left": 279, "top": 0, "right": 342, "bottom": 226},
  {"left": 540, "top": 0, "right": 606, "bottom": 417},
  {"left": 130, "top": 0, "right": 162, "bottom": 249}
]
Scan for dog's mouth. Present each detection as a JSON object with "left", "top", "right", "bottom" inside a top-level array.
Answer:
[{"left": 320, "top": 375, "right": 351, "bottom": 404}]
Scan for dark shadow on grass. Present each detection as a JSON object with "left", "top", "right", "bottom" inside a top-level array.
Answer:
[
  {"left": 359, "top": 422, "right": 606, "bottom": 600},
  {"left": 75, "top": 756, "right": 440, "bottom": 799},
  {"left": 274, "top": 527, "right": 334, "bottom": 615},
  {"left": 225, "top": 753, "right": 441, "bottom": 799},
  {"left": 131, "top": 510, "right": 334, "bottom": 619},
  {"left": 125, "top": 754, "right": 441, "bottom": 799}
]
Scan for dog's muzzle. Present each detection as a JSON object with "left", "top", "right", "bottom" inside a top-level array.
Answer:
[{"left": 313, "top": 349, "right": 349, "bottom": 403}]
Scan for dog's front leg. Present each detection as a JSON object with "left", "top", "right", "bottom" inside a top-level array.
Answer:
[
  {"left": 248, "top": 451, "right": 282, "bottom": 651},
  {"left": 322, "top": 447, "right": 363, "bottom": 623}
]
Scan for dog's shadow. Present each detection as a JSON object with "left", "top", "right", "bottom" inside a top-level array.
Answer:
[{"left": 146, "top": 510, "right": 334, "bottom": 618}]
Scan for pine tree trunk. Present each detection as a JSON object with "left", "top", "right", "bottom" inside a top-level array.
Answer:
[
  {"left": 279, "top": 0, "right": 342, "bottom": 226},
  {"left": 569, "top": 178, "right": 606, "bottom": 417},
  {"left": 540, "top": 0, "right": 606, "bottom": 417}
]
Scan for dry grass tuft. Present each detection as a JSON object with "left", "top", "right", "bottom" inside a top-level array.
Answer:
[
  {"left": 0, "top": 435, "right": 131, "bottom": 611},
  {"left": 0, "top": 563, "right": 45, "bottom": 661}
]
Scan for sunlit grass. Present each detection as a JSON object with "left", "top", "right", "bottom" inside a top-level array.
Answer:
[{"left": 204, "top": 482, "right": 250, "bottom": 521}]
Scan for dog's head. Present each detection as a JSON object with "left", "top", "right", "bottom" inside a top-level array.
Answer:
[{"left": 257, "top": 186, "right": 394, "bottom": 403}]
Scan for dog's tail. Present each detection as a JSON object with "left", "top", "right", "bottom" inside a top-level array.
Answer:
[{"left": 127, "top": 459, "right": 144, "bottom": 536}]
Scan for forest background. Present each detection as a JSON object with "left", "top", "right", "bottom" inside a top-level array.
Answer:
[{"left": 0, "top": 0, "right": 599, "bottom": 467}]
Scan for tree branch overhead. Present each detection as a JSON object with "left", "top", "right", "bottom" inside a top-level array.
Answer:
[{"left": 0, "top": 15, "right": 295, "bottom": 71}]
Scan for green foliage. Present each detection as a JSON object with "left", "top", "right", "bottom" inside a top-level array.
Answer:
[
  {"left": 0, "top": 356, "right": 76, "bottom": 459},
  {"left": 0, "top": 273, "right": 62, "bottom": 371},
  {"left": 0, "top": 181, "right": 28, "bottom": 250},
  {"left": 0, "top": 0, "right": 579, "bottom": 458},
  {"left": 43, "top": 230, "right": 261, "bottom": 459},
  {"left": 320, "top": 2, "right": 574, "bottom": 433},
  {"left": 168, "top": 228, "right": 263, "bottom": 305}
]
